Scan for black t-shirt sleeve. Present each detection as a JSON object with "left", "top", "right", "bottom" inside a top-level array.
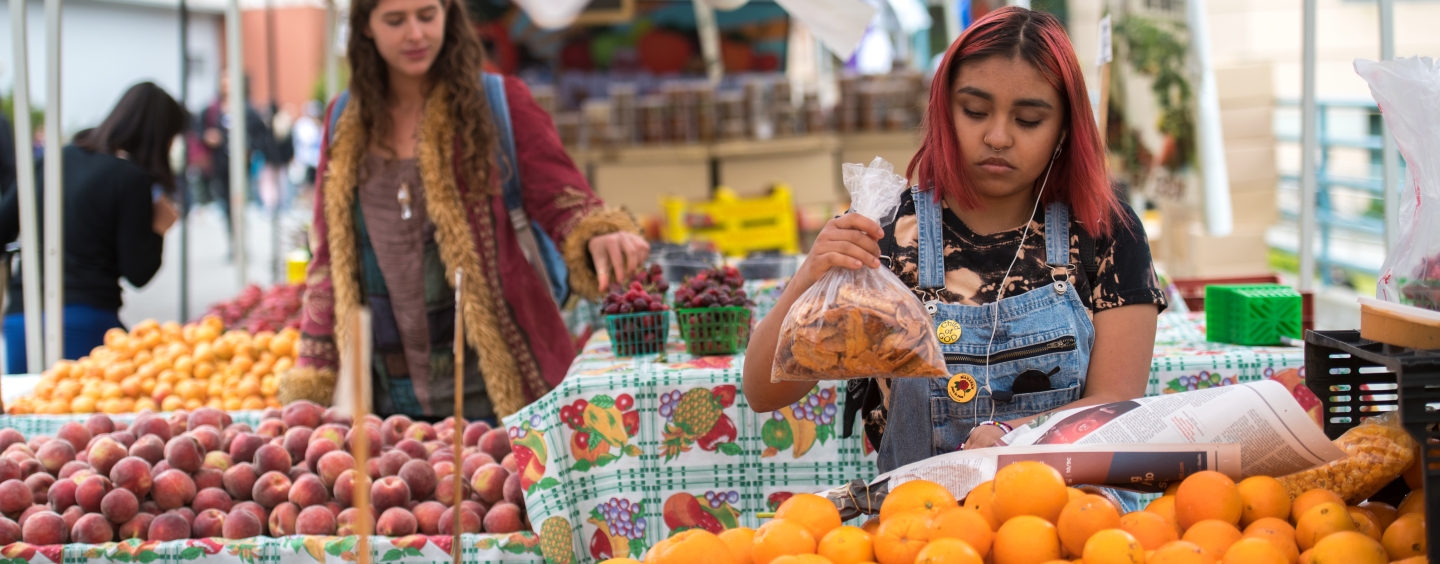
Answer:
[
  {"left": 1090, "top": 203, "right": 1167, "bottom": 313},
  {"left": 115, "top": 169, "right": 164, "bottom": 287}
]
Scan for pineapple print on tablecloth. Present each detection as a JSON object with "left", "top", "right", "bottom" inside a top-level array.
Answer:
[
  {"left": 662, "top": 490, "right": 742, "bottom": 535},
  {"left": 761, "top": 385, "right": 838, "bottom": 459},
  {"left": 561, "top": 393, "right": 643, "bottom": 472},
  {"left": 539, "top": 516, "right": 575, "bottom": 564},
  {"left": 586, "top": 497, "right": 651, "bottom": 561},
  {"left": 660, "top": 385, "right": 741, "bottom": 461}
]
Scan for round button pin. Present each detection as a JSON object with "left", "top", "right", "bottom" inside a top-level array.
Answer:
[
  {"left": 936, "top": 320, "right": 963, "bottom": 344},
  {"left": 947, "top": 373, "right": 978, "bottom": 403}
]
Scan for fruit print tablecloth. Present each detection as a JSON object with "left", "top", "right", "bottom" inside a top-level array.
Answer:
[
  {"left": 1148, "top": 313, "right": 1306, "bottom": 397},
  {"left": 502, "top": 327, "right": 870, "bottom": 564},
  {"left": 503, "top": 311, "right": 1307, "bottom": 564}
]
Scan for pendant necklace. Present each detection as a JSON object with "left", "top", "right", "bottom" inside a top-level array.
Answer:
[{"left": 397, "top": 183, "right": 413, "bottom": 220}]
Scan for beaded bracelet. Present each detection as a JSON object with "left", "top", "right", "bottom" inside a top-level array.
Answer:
[
  {"left": 978, "top": 420, "right": 1014, "bottom": 434},
  {"left": 958, "top": 420, "right": 1014, "bottom": 450}
]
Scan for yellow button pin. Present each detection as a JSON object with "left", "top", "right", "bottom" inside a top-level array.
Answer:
[
  {"left": 947, "top": 373, "right": 978, "bottom": 403},
  {"left": 936, "top": 320, "right": 962, "bottom": 345}
]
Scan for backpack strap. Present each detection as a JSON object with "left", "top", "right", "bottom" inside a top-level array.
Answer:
[
  {"left": 482, "top": 73, "right": 569, "bottom": 305},
  {"left": 326, "top": 91, "right": 351, "bottom": 147},
  {"left": 482, "top": 73, "right": 524, "bottom": 214}
]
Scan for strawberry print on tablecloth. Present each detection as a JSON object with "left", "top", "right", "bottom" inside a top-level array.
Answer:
[{"left": 560, "top": 392, "right": 644, "bottom": 473}]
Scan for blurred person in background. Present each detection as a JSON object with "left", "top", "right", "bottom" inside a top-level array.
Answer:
[
  {"left": 277, "top": 0, "right": 649, "bottom": 421},
  {"left": 1, "top": 113, "right": 15, "bottom": 196},
  {"left": 0, "top": 82, "right": 187, "bottom": 373},
  {"left": 288, "top": 101, "right": 324, "bottom": 196},
  {"left": 194, "top": 72, "right": 272, "bottom": 254}
]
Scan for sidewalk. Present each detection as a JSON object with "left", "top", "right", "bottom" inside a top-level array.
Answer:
[{"left": 120, "top": 202, "right": 311, "bottom": 327}]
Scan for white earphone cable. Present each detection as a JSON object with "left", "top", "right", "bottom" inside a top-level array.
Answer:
[{"left": 977, "top": 144, "right": 1061, "bottom": 423}]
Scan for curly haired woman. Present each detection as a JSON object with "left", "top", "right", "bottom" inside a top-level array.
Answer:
[{"left": 278, "top": 0, "right": 648, "bottom": 420}]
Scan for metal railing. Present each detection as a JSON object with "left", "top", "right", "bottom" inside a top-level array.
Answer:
[{"left": 1275, "top": 99, "right": 1398, "bottom": 286}]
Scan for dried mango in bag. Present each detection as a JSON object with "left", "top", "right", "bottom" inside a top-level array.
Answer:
[
  {"left": 771, "top": 158, "right": 948, "bottom": 383},
  {"left": 1278, "top": 411, "right": 1416, "bottom": 504}
]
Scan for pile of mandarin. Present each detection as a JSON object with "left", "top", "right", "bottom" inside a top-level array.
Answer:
[
  {"left": 8, "top": 317, "right": 299, "bottom": 415},
  {"left": 604, "top": 462, "right": 1428, "bottom": 564}
]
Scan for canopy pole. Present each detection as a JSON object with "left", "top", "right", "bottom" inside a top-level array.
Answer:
[
  {"left": 1300, "top": 0, "right": 1319, "bottom": 291},
  {"left": 227, "top": 0, "right": 247, "bottom": 288},
  {"left": 43, "top": 0, "right": 65, "bottom": 366},
  {"left": 694, "top": 1, "right": 722, "bottom": 86},
  {"left": 1378, "top": 0, "right": 1399, "bottom": 252},
  {"left": 1189, "top": 0, "right": 1233, "bottom": 237},
  {"left": 179, "top": 0, "right": 191, "bottom": 322},
  {"left": 10, "top": 0, "right": 45, "bottom": 373}
]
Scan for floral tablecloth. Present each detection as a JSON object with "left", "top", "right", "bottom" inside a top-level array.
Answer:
[{"left": 504, "top": 310, "right": 1307, "bottom": 564}]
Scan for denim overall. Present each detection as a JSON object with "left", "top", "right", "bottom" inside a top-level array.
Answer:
[{"left": 877, "top": 187, "right": 1094, "bottom": 473}]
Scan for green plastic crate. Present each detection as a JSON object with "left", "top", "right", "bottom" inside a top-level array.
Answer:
[
  {"left": 605, "top": 311, "right": 670, "bottom": 357},
  {"left": 1204, "top": 284, "right": 1303, "bottom": 345},
  {"left": 675, "top": 307, "right": 752, "bottom": 356}
]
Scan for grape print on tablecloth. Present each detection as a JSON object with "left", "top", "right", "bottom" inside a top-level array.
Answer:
[{"left": 586, "top": 497, "right": 650, "bottom": 561}]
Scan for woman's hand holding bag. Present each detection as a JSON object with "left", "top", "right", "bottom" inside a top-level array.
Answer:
[{"left": 771, "top": 158, "right": 949, "bottom": 383}]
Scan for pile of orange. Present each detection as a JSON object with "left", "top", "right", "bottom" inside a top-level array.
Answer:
[
  {"left": 8, "top": 317, "right": 299, "bottom": 415},
  {"left": 602, "top": 463, "right": 1429, "bottom": 564}
]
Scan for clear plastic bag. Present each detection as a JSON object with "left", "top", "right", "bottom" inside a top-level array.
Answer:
[
  {"left": 1278, "top": 411, "right": 1417, "bottom": 504},
  {"left": 1355, "top": 57, "right": 1440, "bottom": 311},
  {"left": 771, "top": 157, "right": 948, "bottom": 382}
]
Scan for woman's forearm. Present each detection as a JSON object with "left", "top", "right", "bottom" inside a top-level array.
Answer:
[{"left": 742, "top": 281, "right": 819, "bottom": 413}]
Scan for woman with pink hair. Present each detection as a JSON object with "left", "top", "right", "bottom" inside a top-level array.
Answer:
[{"left": 745, "top": 7, "right": 1167, "bottom": 473}]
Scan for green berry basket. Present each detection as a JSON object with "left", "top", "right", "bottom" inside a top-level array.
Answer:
[
  {"left": 675, "top": 307, "right": 752, "bottom": 356},
  {"left": 605, "top": 311, "right": 670, "bottom": 357}
]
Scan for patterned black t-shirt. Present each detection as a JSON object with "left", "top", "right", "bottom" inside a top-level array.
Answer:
[{"left": 851, "top": 190, "right": 1168, "bottom": 448}]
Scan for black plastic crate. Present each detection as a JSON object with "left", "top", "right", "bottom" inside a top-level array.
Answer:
[{"left": 1305, "top": 330, "right": 1440, "bottom": 561}]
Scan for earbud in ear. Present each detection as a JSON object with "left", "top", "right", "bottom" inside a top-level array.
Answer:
[{"left": 1052, "top": 132, "right": 1067, "bottom": 159}]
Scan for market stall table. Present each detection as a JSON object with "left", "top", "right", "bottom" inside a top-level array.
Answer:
[
  {"left": 504, "top": 309, "right": 1306, "bottom": 563},
  {"left": 0, "top": 307, "right": 1305, "bottom": 564}
]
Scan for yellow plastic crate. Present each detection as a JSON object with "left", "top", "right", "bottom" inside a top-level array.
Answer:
[{"left": 661, "top": 185, "right": 800, "bottom": 258}]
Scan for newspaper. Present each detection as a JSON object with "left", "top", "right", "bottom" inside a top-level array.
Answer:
[
  {"left": 821, "top": 381, "right": 1345, "bottom": 513},
  {"left": 999, "top": 381, "right": 1346, "bottom": 478}
]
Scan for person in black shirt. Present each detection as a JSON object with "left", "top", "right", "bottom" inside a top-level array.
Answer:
[
  {"left": 1, "top": 114, "right": 15, "bottom": 196},
  {"left": 0, "top": 82, "right": 186, "bottom": 373}
]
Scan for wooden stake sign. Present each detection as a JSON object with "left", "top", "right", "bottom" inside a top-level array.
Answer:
[
  {"left": 451, "top": 269, "right": 465, "bottom": 564},
  {"left": 349, "top": 309, "right": 374, "bottom": 564}
]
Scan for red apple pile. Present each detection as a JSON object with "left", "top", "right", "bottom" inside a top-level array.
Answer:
[
  {"left": 203, "top": 284, "right": 305, "bottom": 334},
  {"left": 0, "top": 402, "right": 530, "bottom": 546}
]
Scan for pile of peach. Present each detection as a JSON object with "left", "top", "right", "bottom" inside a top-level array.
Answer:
[{"left": 0, "top": 401, "right": 530, "bottom": 545}]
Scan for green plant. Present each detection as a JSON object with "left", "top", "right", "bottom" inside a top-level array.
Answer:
[
  {"left": 1114, "top": 14, "right": 1196, "bottom": 172},
  {"left": 1, "top": 92, "right": 45, "bottom": 129}
]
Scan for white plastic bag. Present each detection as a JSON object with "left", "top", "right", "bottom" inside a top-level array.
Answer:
[
  {"left": 771, "top": 157, "right": 947, "bottom": 382},
  {"left": 1356, "top": 57, "right": 1440, "bottom": 310}
]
